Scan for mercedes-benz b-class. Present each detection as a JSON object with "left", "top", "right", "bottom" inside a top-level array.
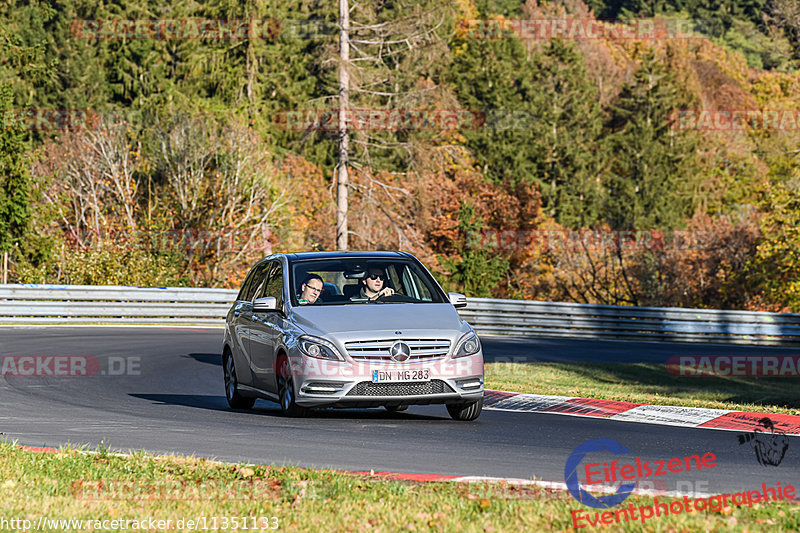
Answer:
[{"left": 222, "top": 251, "right": 483, "bottom": 420}]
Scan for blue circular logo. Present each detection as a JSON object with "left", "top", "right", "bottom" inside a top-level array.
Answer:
[{"left": 564, "top": 438, "right": 636, "bottom": 508}]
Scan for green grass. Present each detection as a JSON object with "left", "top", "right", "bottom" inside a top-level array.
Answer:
[
  {"left": 0, "top": 443, "right": 798, "bottom": 532},
  {"left": 485, "top": 362, "right": 800, "bottom": 415}
]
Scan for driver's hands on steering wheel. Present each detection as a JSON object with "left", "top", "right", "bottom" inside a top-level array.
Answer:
[{"left": 368, "top": 288, "right": 395, "bottom": 301}]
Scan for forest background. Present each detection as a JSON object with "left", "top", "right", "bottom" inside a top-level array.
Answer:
[{"left": 2, "top": 0, "right": 800, "bottom": 311}]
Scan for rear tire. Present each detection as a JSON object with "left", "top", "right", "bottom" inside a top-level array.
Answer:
[
  {"left": 446, "top": 398, "right": 482, "bottom": 421},
  {"left": 277, "top": 356, "right": 310, "bottom": 417},
  {"left": 223, "top": 351, "right": 255, "bottom": 410}
]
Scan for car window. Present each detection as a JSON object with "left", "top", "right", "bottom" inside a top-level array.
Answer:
[
  {"left": 290, "top": 258, "right": 446, "bottom": 306},
  {"left": 261, "top": 262, "right": 285, "bottom": 309},
  {"left": 398, "top": 263, "right": 434, "bottom": 301},
  {"left": 237, "top": 267, "right": 259, "bottom": 301},
  {"left": 245, "top": 262, "right": 272, "bottom": 302}
]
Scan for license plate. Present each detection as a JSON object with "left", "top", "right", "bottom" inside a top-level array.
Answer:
[{"left": 372, "top": 369, "right": 430, "bottom": 383}]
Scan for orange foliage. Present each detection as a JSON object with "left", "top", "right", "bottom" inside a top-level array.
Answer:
[{"left": 279, "top": 154, "right": 335, "bottom": 252}]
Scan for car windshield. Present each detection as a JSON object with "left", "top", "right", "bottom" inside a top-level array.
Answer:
[{"left": 291, "top": 258, "right": 447, "bottom": 306}]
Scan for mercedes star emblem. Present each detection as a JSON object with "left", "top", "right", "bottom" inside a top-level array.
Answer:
[{"left": 389, "top": 341, "right": 411, "bottom": 362}]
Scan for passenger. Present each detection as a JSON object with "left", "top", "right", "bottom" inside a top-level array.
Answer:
[
  {"left": 298, "top": 274, "right": 324, "bottom": 305},
  {"left": 358, "top": 268, "right": 394, "bottom": 300}
]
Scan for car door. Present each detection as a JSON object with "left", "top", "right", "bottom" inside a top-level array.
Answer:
[
  {"left": 232, "top": 261, "right": 271, "bottom": 387},
  {"left": 249, "top": 260, "right": 286, "bottom": 393},
  {"left": 229, "top": 270, "right": 254, "bottom": 385}
]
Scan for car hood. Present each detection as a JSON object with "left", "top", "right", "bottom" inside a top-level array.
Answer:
[{"left": 290, "top": 303, "right": 464, "bottom": 336}]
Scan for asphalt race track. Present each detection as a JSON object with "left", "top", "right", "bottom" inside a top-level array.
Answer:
[{"left": 0, "top": 326, "right": 797, "bottom": 496}]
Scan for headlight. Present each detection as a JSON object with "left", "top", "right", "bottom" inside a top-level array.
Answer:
[
  {"left": 453, "top": 332, "right": 481, "bottom": 358},
  {"left": 299, "top": 335, "right": 344, "bottom": 361}
]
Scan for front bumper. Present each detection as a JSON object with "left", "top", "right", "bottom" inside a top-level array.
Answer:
[{"left": 293, "top": 353, "right": 484, "bottom": 408}]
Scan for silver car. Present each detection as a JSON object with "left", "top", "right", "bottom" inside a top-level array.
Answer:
[{"left": 222, "top": 251, "right": 484, "bottom": 420}]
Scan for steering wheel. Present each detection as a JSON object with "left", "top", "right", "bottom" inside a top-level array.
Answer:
[{"left": 372, "top": 293, "right": 416, "bottom": 303}]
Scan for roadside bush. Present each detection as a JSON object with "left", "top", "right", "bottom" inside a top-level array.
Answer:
[{"left": 58, "top": 247, "right": 189, "bottom": 287}]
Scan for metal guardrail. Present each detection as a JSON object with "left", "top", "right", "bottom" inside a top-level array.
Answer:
[
  {"left": 458, "top": 299, "right": 800, "bottom": 345},
  {"left": 0, "top": 284, "right": 237, "bottom": 325},
  {"left": 2, "top": 284, "right": 800, "bottom": 345}
]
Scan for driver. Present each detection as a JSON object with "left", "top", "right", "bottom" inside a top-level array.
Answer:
[
  {"left": 298, "top": 274, "right": 324, "bottom": 305},
  {"left": 358, "top": 267, "right": 394, "bottom": 300}
]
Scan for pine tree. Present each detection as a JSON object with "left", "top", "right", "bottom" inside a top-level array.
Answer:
[
  {"left": 0, "top": 1, "right": 113, "bottom": 112},
  {"left": 0, "top": 84, "right": 31, "bottom": 255},
  {"left": 601, "top": 52, "right": 699, "bottom": 231},
  {"left": 447, "top": 35, "right": 539, "bottom": 186},
  {"left": 449, "top": 38, "right": 607, "bottom": 227},
  {"left": 525, "top": 40, "right": 608, "bottom": 228}
]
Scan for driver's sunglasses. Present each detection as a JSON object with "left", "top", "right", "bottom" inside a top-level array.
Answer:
[{"left": 368, "top": 273, "right": 386, "bottom": 281}]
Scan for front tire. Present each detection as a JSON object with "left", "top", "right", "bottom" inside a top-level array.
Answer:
[
  {"left": 447, "top": 398, "right": 482, "bottom": 421},
  {"left": 223, "top": 351, "right": 255, "bottom": 409},
  {"left": 277, "top": 356, "right": 310, "bottom": 417}
]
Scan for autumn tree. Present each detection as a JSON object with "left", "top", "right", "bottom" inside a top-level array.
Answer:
[
  {"left": 742, "top": 157, "right": 800, "bottom": 311},
  {"left": 767, "top": 0, "right": 800, "bottom": 61},
  {"left": 439, "top": 202, "right": 509, "bottom": 298}
]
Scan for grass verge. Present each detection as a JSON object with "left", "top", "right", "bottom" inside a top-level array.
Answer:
[
  {"left": 485, "top": 362, "right": 800, "bottom": 415},
  {"left": 0, "top": 443, "right": 798, "bottom": 532}
]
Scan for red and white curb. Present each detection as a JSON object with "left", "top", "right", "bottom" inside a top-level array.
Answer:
[{"left": 483, "top": 390, "right": 800, "bottom": 434}]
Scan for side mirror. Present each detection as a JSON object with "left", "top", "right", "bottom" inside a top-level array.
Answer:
[
  {"left": 448, "top": 292, "right": 467, "bottom": 308},
  {"left": 253, "top": 296, "right": 278, "bottom": 312}
]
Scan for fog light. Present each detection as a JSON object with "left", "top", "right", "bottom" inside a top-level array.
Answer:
[
  {"left": 457, "top": 378, "right": 483, "bottom": 390},
  {"left": 301, "top": 382, "right": 346, "bottom": 395}
]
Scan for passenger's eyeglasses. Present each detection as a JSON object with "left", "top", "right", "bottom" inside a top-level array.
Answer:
[
  {"left": 368, "top": 274, "right": 386, "bottom": 281},
  {"left": 306, "top": 285, "right": 323, "bottom": 293}
]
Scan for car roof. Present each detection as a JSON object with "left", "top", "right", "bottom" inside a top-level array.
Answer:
[{"left": 283, "top": 251, "right": 412, "bottom": 262}]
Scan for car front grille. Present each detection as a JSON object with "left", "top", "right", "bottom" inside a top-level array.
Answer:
[
  {"left": 345, "top": 339, "right": 451, "bottom": 362},
  {"left": 345, "top": 380, "right": 455, "bottom": 397}
]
